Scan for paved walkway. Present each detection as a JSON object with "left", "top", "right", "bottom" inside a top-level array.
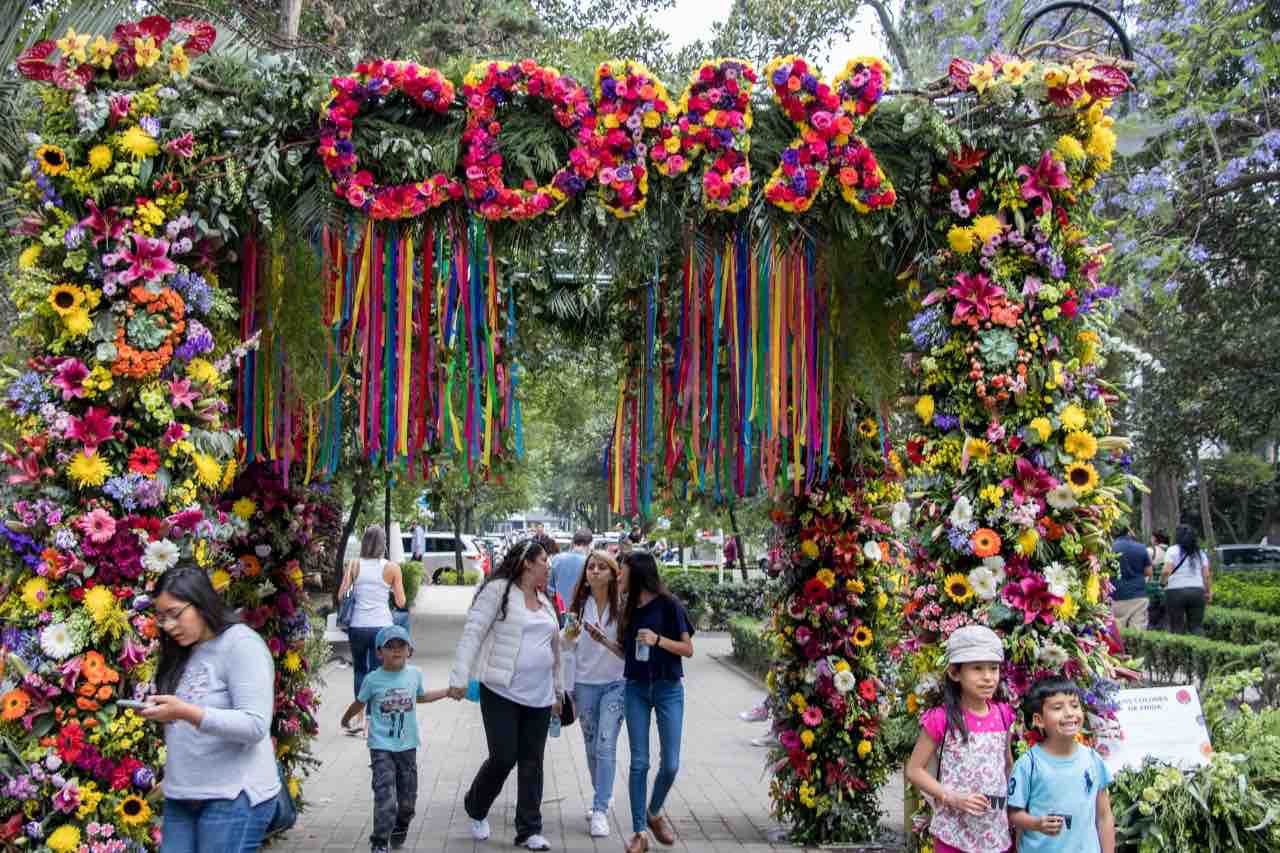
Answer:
[{"left": 277, "top": 586, "right": 903, "bottom": 852}]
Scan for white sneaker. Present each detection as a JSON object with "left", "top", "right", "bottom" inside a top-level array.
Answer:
[
  {"left": 589, "top": 812, "right": 610, "bottom": 838},
  {"left": 584, "top": 809, "right": 593, "bottom": 823},
  {"left": 524, "top": 834, "right": 551, "bottom": 850},
  {"left": 471, "top": 818, "right": 491, "bottom": 841}
]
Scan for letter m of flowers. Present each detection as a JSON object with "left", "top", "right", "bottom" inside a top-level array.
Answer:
[{"left": 763, "top": 56, "right": 896, "bottom": 214}]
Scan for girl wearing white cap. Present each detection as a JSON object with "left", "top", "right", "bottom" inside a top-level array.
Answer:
[{"left": 905, "top": 624, "right": 1014, "bottom": 853}]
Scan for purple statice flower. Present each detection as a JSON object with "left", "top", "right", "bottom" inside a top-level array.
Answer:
[
  {"left": 139, "top": 116, "right": 161, "bottom": 137},
  {"left": 172, "top": 271, "right": 213, "bottom": 315},
  {"left": 134, "top": 477, "right": 166, "bottom": 509},
  {"left": 103, "top": 473, "right": 145, "bottom": 511},
  {"left": 947, "top": 523, "right": 975, "bottom": 553},
  {"left": 175, "top": 319, "right": 215, "bottom": 362},
  {"left": 933, "top": 413, "right": 960, "bottom": 432},
  {"left": 7, "top": 371, "right": 50, "bottom": 416},
  {"left": 4, "top": 774, "right": 36, "bottom": 800},
  {"left": 64, "top": 224, "right": 85, "bottom": 249}
]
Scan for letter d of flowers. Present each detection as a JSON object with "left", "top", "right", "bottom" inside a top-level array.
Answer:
[{"left": 763, "top": 56, "right": 896, "bottom": 214}]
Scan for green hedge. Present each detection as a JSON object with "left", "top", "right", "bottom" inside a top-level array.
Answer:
[
  {"left": 401, "top": 560, "right": 425, "bottom": 606},
  {"left": 728, "top": 617, "right": 771, "bottom": 678},
  {"left": 1202, "top": 606, "right": 1280, "bottom": 645},
  {"left": 1121, "top": 627, "right": 1280, "bottom": 704},
  {"left": 659, "top": 569, "right": 764, "bottom": 629},
  {"left": 436, "top": 569, "right": 481, "bottom": 586},
  {"left": 1214, "top": 572, "right": 1280, "bottom": 615}
]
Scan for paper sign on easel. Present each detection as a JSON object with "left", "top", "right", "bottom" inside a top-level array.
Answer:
[{"left": 1096, "top": 686, "right": 1213, "bottom": 774}]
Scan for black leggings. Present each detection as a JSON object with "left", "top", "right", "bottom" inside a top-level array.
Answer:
[
  {"left": 464, "top": 684, "right": 551, "bottom": 839},
  {"left": 1165, "top": 587, "right": 1206, "bottom": 635}
]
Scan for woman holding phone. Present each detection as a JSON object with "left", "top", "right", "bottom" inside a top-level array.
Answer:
[{"left": 562, "top": 551, "right": 626, "bottom": 838}]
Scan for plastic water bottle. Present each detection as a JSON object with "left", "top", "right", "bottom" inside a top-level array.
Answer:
[
  {"left": 549, "top": 715, "right": 561, "bottom": 738},
  {"left": 635, "top": 637, "right": 651, "bottom": 662}
]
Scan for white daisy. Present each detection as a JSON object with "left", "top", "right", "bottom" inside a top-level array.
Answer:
[
  {"left": 863, "top": 540, "right": 883, "bottom": 562},
  {"left": 968, "top": 567, "right": 999, "bottom": 601},
  {"left": 949, "top": 496, "right": 974, "bottom": 528},
  {"left": 833, "top": 670, "right": 856, "bottom": 694},
  {"left": 891, "top": 501, "right": 912, "bottom": 530},
  {"left": 1043, "top": 562, "right": 1074, "bottom": 598},
  {"left": 1046, "top": 484, "right": 1078, "bottom": 511},
  {"left": 142, "top": 538, "right": 180, "bottom": 574},
  {"left": 1037, "top": 642, "right": 1069, "bottom": 667},
  {"left": 40, "top": 622, "right": 78, "bottom": 659},
  {"left": 982, "top": 555, "right": 1007, "bottom": 583}
]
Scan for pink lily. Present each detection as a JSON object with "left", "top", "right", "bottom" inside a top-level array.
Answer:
[
  {"left": 1002, "top": 575, "right": 1061, "bottom": 625},
  {"left": 6, "top": 451, "right": 54, "bottom": 486},
  {"left": 168, "top": 377, "right": 199, "bottom": 409},
  {"left": 66, "top": 406, "right": 119, "bottom": 456},
  {"left": 1016, "top": 150, "right": 1071, "bottom": 211},
  {"left": 52, "top": 359, "right": 89, "bottom": 400},
  {"left": 80, "top": 199, "right": 127, "bottom": 247},
  {"left": 947, "top": 271, "right": 1005, "bottom": 328},
  {"left": 1001, "top": 457, "right": 1058, "bottom": 504},
  {"left": 117, "top": 233, "right": 176, "bottom": 284}
]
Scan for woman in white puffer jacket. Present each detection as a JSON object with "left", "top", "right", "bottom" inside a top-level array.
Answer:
[{"left": 448, "top": 539, "right": 564, "bottom": 851}]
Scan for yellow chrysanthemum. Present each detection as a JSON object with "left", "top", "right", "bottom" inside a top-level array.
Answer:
[
  {"left": 47, "top": 826, "right": 81, "bottom": 853},
  {"left": 88, "top": 143, "right": 113, "bottom": 172},
  {"left": 943, "top": 573, "right": 974, "bottom": 604},
  {"left": 76, "top": 781, "right": 104, "bottom": 819},
  {"left": 187, "top": 358, "right": 220, "bottom": 385},
  {"left": 834, "top": 660, "right": 851, "bottom": 673},
  {"left": 1086, "top": 572, "right": 1101, "bottom": 605},
  {"left": 35, "top": 144, "right": 69, "bottom": 176},
  {"left": 1029, "top": 417, "right": 1052, "bottom": 442},
  {"left": 915, "top": 395, "right": 935, "bottom": 425},
  {"left": 816, "top": 568, "right": 836, "bottom": 588},
  {"left": 191, "top": 452, "right": 223, "bottom": 489},
  {"left": 120, "top": 125, "right": 159, "bottom": 160},
  {"left": 1060, "top": 404, "right": 1088, "bottom": 432},
  {"left": 64, "top": 308, "right": 92, "bottom": 337},
  {"left": 284, "top": 650, "right": 302, "bottom": 672},
  {"left": 846, "top": 578, "right": 866, "bottom": 594},
  {"left": 1017, "top": 527, "right": 1040, "bottom": 556},
  {"left": 877, "top": 591, "right": 888, "bottom": 610},
  {"left": 800, "top": 730, "right": 815, "bottom": 749},
  {"left": 211, "top": 568, "right": 232, "bottom": 592},
  {"left": 1056, "top": 134, "right": 1086, "bottom": 160},
  {"left": 1065, "top": 462, "right": 1099, "bottom": 495},
  {"left": 980, "top": 484, "right": 1005, "bottom": 505},
  {"left": 221, "top": 456, "right": 238, "bottom": 490},
  {"left": 857, "top": 739, "right": 872, "bottom": 758},
  {"left": 116, "top": 793, "right": 152, "bottom": 826},
  {"left": 67, "top": 450, "right": 111, "bottom": 487},
  {"left": 971, "top": 215, "right": 1003, "bottom": 244},
  {"left": 19, "top": 244, "right": 41, "bottom": 269},
  {"left": 1088, "top": 125, "right": 1117, "bottom": 161},
  {"left": 84, "top": 585, "right": 117, "bottom": 623},
  {"left": 800, "top": 539, "right": 819, "bottom": 559},
  {"left": 48, "top": 283, "right": 85, "bottom": 316},
  {"left": 1063, "top": 431, "right": 1098, "bottom": 461},
  {"left": 22, "top": 576, "right": 50, "bottom": 611},
  {"left": 964, "top": 437, "right": 992, "bottom": 465},
  {"left": 1056, "top": 593, "right": 1079, "bottom": 620},
  {"left": 232, "top": 497, "right": 257, "bottom": 521},
  {"left": 947, "top": 225, "right": 978, "bottom": 254}
]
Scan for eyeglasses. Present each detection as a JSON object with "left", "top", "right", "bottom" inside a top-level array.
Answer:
[{"left": 155, "top": 602, "right": 192, "bottom": 627}]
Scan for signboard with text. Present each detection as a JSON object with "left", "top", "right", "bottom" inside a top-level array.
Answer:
[{"left": 1096, "top": 686, "right": 1214, "bottom": 774}]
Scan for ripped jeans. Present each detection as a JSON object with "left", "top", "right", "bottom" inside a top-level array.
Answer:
[{"left": 573, "top": 680, "right": 626, "bottom": 813}]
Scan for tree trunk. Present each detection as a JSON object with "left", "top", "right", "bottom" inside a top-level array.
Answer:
[
  {"left": 726, "top": 501, "right": 748, "bottom": 582},
  {"left": 383, "top": 476, "right": 392, "bottom": 559},
  {"left": 278, "top": 0, "right": 303, "bottom": 41},
  {"left": 1148, "top": 464, "right": 1182, "bottom": 537},
  {"left": 454, "top": 501, "right": 465, "bottom": 574},
  {"left": 1195, "top": 454, "right": 1216, "bottom": 544},
  {"left": 334, "top": 472, "right": 370, "bottom": 602}
]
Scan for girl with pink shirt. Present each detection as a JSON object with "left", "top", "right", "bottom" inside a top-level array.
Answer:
[{"left": 905, "top": 625, "right": 1014, "bottom": 853}]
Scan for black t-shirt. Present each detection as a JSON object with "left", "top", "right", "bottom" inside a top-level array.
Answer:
[{"left": 623, "top": 595, "right": 694, "bottom": 682}]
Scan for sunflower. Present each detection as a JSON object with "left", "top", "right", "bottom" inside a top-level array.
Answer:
[
  {"left": 852, "top": 625, "right": 874, "bottom": 647},
  {"left": 35, "top": 144, "right": 69, "bottom": 176},
  {"left": 1063, "top": 430, "right": 1098, "bottom": 461},
  {"left": 971, "top": 527, "right": 1002, "bottom": 558},
  {"left": 67, "top": 449, "right": 111, "bottom": 488},
  {"left": 48, "top": 282, "right": 85, "bottom": 316},
  {"left": 1065, "top": 461, "right": 1099, "bottom": 495},
  {"left": 858, "top": 417, "right": 879, "bottom": 438},
  {"left": 964, "top": 437, "right": 992, "bottom": 465},
  {"left": 116, "top": 793, "right": 152, "bottom": 826},
  {"left": 1, "top": 688, "right": 30, "bottom": 721},
  {"left": 944, "top": 572, "right": 975, "bottom": 604}
]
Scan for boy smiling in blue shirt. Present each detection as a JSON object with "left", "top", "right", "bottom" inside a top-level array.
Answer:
[{"left": 1008, "top": 676, "right": 1115, "bottom": 853}]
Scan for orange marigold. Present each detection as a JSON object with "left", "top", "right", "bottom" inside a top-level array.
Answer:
[
  {"left": 2, "top": 688, "right": 30, "bottom": 721},
  {"left": 971, "top": 527, "right": 1002, "bottom": 558}
]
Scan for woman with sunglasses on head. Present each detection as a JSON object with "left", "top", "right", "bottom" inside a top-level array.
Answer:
[
  {"left": 618, "top": 550, "right": 694, "bottom": 853},
  {"left": 141, "top": 564, "right": 279, "bottom": 852},
  {"left": 561, "top": 550, "right": 627, "bottom": 838},
  {"left": 448, "top": 539, "right": 564, "bottom": 851}
]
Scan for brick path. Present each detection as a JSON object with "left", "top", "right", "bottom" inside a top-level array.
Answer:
[{"left": 276, "top": 587, "right": 903, "bottom": 852}]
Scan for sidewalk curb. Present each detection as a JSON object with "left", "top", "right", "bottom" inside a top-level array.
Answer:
[{"left": 710, "top": 651, "right": 767, "bottom": 689}]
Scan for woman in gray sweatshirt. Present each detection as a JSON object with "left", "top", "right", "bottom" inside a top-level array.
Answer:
[{"left": 141, "top": 565, "right": 280, "bottom": 852}]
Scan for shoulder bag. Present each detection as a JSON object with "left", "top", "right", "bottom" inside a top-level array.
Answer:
[{"left": 336, "top": 560, "right": 360, "bottom": 629}]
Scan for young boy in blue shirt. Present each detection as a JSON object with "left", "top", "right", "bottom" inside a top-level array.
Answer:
[
  {"left": 341, "top": 625, "right": 448, "bottom": 853},
  {"left": 1008, "top": 676, "right": 1116, "bottom": 853}
]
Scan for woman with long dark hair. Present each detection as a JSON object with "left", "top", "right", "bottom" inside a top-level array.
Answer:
[
  {"left": 141, "top": 565, "right": 279, "bottom": 852},
  {"left": 563, "top": 550, "right": 626, "bottom": 838},
  {"left": 618, "top": 551, "right": 694, "bottom": 853},
  {"left": 448, "top": 539, "right": 563, "bottom": 851},
  {"left": 1161, "top": 524, "right": 1213, "bottom": 634},
  {"left": 337, "top": 525, "right": 407, "bottom": 733}
]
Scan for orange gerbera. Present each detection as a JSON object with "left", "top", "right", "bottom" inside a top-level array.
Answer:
[
  {"left": 2, "top": 688, "right": 30, "bottom": 721},
  {"left": 239, "top": 554, "right": 262, "bottom": 577},
  {"left": 81, "top": 651, "right": 119, "bottom": 685},
  {"left": 971, "top": 527, "right": 1002, "bottom": 558}
]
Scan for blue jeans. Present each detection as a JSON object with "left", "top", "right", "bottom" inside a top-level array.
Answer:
[
  {"left": 348, "top": 626, "right": 384, "bottom": 700},
  {"left": 575, "top": 680, "right": 626, "bottom": 813},
  {"left": 624, "top": 679, "right": 684, "bottom": 834},
  {"left": 160, "top": 792, "right": 275, "bottom": 852}
]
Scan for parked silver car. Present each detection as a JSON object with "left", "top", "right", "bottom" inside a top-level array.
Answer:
[{"left": 1214, "top": 544, "right": 1280, "bottom": 572}]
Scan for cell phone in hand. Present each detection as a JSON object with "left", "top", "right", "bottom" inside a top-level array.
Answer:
[{"left": 117, "top": 700, "right": 153, "bottom": 710}]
